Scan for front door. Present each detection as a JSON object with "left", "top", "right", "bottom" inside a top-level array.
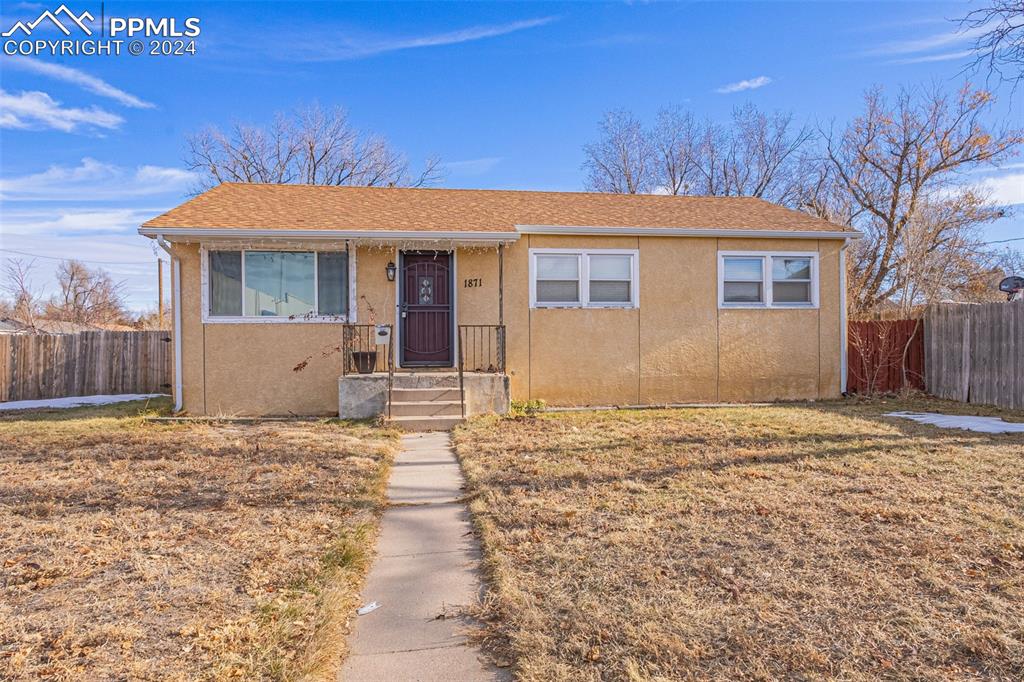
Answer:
[{"left": 400, "top": 251, "right": 453, "bottom": 366}]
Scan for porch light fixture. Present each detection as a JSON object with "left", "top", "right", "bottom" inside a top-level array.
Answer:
[{"left": 385, "top": 261, "right": 396, "bottom": 281}]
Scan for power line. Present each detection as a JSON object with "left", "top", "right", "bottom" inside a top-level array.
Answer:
[
  {"left": 984, "top": 236, "right": 1024, "bottom": 244},
  {"left": 0, "top": 248, "right": 157, "bottom": 266}
]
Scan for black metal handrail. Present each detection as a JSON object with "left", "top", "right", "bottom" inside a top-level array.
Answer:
[
  {"left": 341, "top": 324, "right": 393, "bottom": 375},
  {"left": 457, "top": 325, "right": 506, "bottom": 374},
  {"left": 457, "top": 333, "right": 466, "bottom": 419},
  {"left": 386, "top": 329, "right": 395, "bottom": 419}
]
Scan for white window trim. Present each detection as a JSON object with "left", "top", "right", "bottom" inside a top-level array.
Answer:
[
  {"left": 200, "top": 246, "right": 358, "bottom": 324},
  {"left": 718, "top": 251, "right": 819, "bottom": 309},
  {"left": 529, "top": 248, "right": 640, "bottom": 309}
]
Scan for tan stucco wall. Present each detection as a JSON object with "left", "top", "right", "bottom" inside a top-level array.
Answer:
[
  {"left": 508, "top": 235, "right": 843, "bottom": 407},
  {"left": 173, "top": 237, "right": 845, "bottom": 415},
  {"left": 175, "top": 244, "right": 205, "bottom": 414},
  {"left": 203, "top": 324, "right": 342, "bottom": 415},
  {"left": 173, "top": 244, "right": 382, "bottom": 416},
  {"left": 639, "top": 237, "right": 719, "bottom": 403},
  {"left": 715, "top": 238, "right": 831, "bottom": 403}
]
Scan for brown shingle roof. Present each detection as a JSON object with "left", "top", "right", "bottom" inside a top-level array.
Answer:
[{"left": 142, "top": 183, "right": 854, "bottom": 233}]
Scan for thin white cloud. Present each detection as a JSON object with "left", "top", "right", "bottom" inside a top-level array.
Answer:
[
  {"left": 863, "top": 25, "right": 988, "bottom": 56},
  {"left": 855, "top": 17, "right": 950, "bottom": 32},
  {"left": 5, "top": 57, "right": 155, "bottom": 108},
  {"left": 0, "top": 207, "right": 159, "bottom": 235},
  {"left": 979, "top": 173, "right": 1024, "bottom": 206},
  {"left": 442, "top": 157, "right": 503, "bottom": 176},
  {"left": 0, "top": 89, "right": 122, "bottom": 132},
  {"left": 0, "top": 228, "right": 160, "bottom": 310},
  {"left": 889, "top": 49, "right": 974, "bottom": 65},
  {"left": 271, "top": 16, "right": 557, "bottom": 61},
  {"left": 0, "top": 158, "right": 195, "bottom": 200},
  {"left": 715, "top": 76, "right": 772, "bottom": 94}
]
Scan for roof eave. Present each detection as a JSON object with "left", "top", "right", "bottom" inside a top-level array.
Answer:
[
  {"left": 138, "top": 225, "right": 863, "bottom": 240},
  {"left": 515, "top": 225, "right": 863, "bottom": 239},
  {"left": 138, "top": 227, "right": 522, "bottom": 241}
]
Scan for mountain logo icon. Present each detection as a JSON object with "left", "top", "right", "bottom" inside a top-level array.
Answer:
[{"left": 2, "top": 4, "right": 95, "bottom": 37}]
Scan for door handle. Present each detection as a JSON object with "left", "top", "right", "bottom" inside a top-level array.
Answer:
[{"left": 400, "top": 303, "right": 408, "bottom": 319}]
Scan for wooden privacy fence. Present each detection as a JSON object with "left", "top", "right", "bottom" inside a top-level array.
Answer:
[
  {"left": 847, "top": 319, "right": 925, "bottom": 394},
  {"left": 0, "top": 331, "right": 172, "bottom": 403},
  {"left": 925, "top": 303, "right": 1023, "bottom": 410}
]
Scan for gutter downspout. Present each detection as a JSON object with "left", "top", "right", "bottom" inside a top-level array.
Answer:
[
  {"left": 839, "top": 239, "right": 849, "bottom": 396},
  {"left": 155, "top": 235, "right": 183, "bottom": 412}
]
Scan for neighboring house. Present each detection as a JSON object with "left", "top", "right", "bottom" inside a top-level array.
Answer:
[
  {"left": 0, "top": 318, "right": 30, "bottom": 335},
  {"left": 140, "top": 183, "right": 861, "bottom": 418}
]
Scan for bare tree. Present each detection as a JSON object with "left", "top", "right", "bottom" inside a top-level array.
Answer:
[
  {"left": 793, "top": 157, "right": 864, "bottom": 227},
  {"left": 45, "top": 260, "right": 130, "bottom": 326},
  {"left": 581, "top": 87, "right": 1020, "bottom": 314},
  {"left": 2, "top": 259, "right": 43, "bottom": 327},
  {"left": 821, "top": 85, "right": 1022, "bottom": 314},
  {"left": 130, "top": 309, "right": 171, "bottom": 331},
  {"left": 583, "top": 103, "right": 815, "bottom": 202},
  {"left": 960, "top": 0, "right": 1024, "bottom": 87},
  {"left": 582, "top": 110, "right": 656, "bottom": 193},
  {"left": 694, "top": 104, "right": 816, "bottom": 204},
  {"left": 186, "top": 103, "right": 442, "bottom": 192},
  {"left": 650, "top": 106, "right": 702, "bottom": 195}
]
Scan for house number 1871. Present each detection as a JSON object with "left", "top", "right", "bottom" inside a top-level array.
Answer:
[{"left": 464, "top": 278, "right": 483, "bottom": 288}]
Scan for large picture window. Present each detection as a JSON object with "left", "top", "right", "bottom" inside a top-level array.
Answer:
[
  {"left": 530, "top": 249, "right": 639, "bottom": 308},
  {"left": 207, "top": 250, "right": 350, "bottom": 320},
  {"left": 718, "top": 251, "right": 818, "bottom": 308}
]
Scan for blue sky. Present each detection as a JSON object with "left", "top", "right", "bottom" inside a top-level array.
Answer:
[{"left": 1, "top": 0, "right": 1022, "bottom": 310}]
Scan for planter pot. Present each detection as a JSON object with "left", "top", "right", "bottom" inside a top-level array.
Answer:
[{"left": 351, "top": 351, "right": 378, "bottom": 374}]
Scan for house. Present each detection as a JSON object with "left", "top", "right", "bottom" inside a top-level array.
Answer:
[{"left": 140, "top": 183, "right": 861, "bottom": 423}]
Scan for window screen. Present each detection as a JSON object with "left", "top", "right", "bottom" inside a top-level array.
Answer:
[
  {"left": 723, "top": 257, "right": 764, "bottom": 304},
  {"left": 772, "top": 256, "right": 812, "bottom": 304},
  {"left": 535, "top": 254, "right": 580, "bottom": 304},
  {"left": 209, "top": 251, "right": 242, "bottom": 316},
  {"left": 588, "top": 254, "right": 632, "bottom": 304},
  {"left": 317, "top": 252, "right": 348, "bottom": 316}
]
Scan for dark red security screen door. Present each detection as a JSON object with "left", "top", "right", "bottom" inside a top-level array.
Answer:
[{"left": 400, "top": 252, "right": 453, "bottom": 366}]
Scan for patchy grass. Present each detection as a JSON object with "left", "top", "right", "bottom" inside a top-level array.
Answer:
[
  {"left": 454, "top": 397, "right": 1024, "bottom": 681},
  {"left": 0, "top": 398, "right": 399, "bottom": 681}
]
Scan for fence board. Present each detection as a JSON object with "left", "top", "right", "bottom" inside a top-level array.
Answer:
[
  {"left": 924, "top": 302, "right": 1023, "bottom": 410},
  {"left": 847, "top": 319, "right": 925, "bottom": 394},
  {"left": 0, "top": 331, "right": 172, "bottom": 402}
]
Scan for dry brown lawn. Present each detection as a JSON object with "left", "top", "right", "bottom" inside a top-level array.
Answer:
[
  {"left": 454, "top": 398, "right": 1024, "bottom": 681},
  {"left": 0, "top": 399, "right": 398, "bottom": 681}
]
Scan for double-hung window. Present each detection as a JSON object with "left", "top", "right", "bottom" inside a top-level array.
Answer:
[
  {"left": 719, "top": 252, "right": 817, "bottom": 308},
  {"left": 531, "top": 249, "right": 639, "bottom": 308},
  {"left": 534, "top": 254, "right": 581, "bottom": 305},
  {"left": 206, "top": 249, "right": 350, "bottom": 321},
  {"left": 772, "top": 256, "right": 813, "bottom": 304}
]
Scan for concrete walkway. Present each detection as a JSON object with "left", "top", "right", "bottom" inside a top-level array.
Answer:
[{"left": 339, "top": 432, "right": 505, "bottom": 682}]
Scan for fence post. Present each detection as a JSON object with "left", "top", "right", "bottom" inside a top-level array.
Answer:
[{"left": 960, "top": 307, "right": 971, "bottom": 403}]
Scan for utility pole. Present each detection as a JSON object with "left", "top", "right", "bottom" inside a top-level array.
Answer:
[{"left": 157, "top": 258, "right": 164, "bottom": 328}]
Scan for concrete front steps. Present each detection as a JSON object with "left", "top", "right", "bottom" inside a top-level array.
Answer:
[
  {"left": 339, "top": 370, "right": 507, "bottom": 430},
  {"left": 387, "top": 380, "right": 465, "bottom": 432}
]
